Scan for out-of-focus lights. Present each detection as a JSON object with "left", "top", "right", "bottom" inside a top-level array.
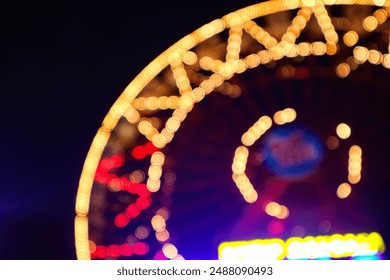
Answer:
[
  {"left": 146, "top": 151, "right": 165, "bottom": 192},
  {"left": 241, "top": 116, "right": 272, "bottom": 147},
  {"left": 218, "top": 239, "right": 285, "bottom": 260},
  {"left": 265, "top": 201, "right": 281, "bottom": 216},
  {"left": 273, "top": 108, "right": 296, "bottom": 125},
  {"left": 284, "top": 0, "right": 300, "bottom": 9},
  {"left": 90, "top": 242, "right": 149, "bottom": 259},
  {"left": 151, "top": 215, "right": 166, "bottom": 232},
  {"left": 349, "top": 145, "right": 362, "bottom": 157},
  {"left": 156, "top": 229, "right": 170, "bottom": 242},
  {"left": 343, "top": 31, "right": 359, "bottom": 47},
  {"left": 277, "top": 205, "right": 290, "bottom": 219},
  {"left": 373, "top": 0, "right": 386, "bottom": 6},
  {"left": 337, "top": 182, "right": 352, "bottom": 199},
  {"left": 326, "top": 136, "right": 340, "bottom": 150},
  {"left": 89, "top": 240, "right": 97, "bottom": 254},
  {"left": 265, "top": 201, "right": 289, "bottom": 219},
  {"left": 298, "top": 42, "right": 311, "bottom": 56},
  {"left": 226, "top": 25, "right": 243, "bottom": 62},
  {"left": 135, "top": 225, "right": 150, "bottom": 240},
  {"left": 368, "top": 49, "right": 383, "bottom": 65},
  {"left": 124, "top": 108, "right": 141, "bottom": 124},
  {"left": 363, "top": 16, "right": 378, "bottom": 32},
  {"left": 232, "top": 145, "right": 258, "bottom": 203},
  {"left": 312, "top": 41, "right": 326, "bottom": 56},
  {"left": 172, "top": 254, "right": 185, "bottom": 260},
  {"left": 326, "top": 42, "right": 338, "bottom": 55},
  {"left": 374, "top": 9, "right": 388, "bottom": 24},
  {"left": 268, "top": 219, "right": 285, "bottom": 235},
  {"left": 75, "top": 0, "right": 390, "bottom": 260},
  {"left": 162, "top": 243, "right": 178, "bottom": 259},
  {"left": 336, "top": 63, "right": 350, "bottom": 78},
  {"left": 302, "top": 0, "right": 316, "bottom": 7},
  {"left": 353, "top": 46, "right": 369, "bottom": 63},
  {"left": 348, "top": 174, "right": 361, "bottom": 184},
  {"left": 348, "top": 145, "right": 362, "bottom": 184},
  {"left": 336, "top": 123, "right": 351, "bottom": 139},
  {"left": 94, "top": 154, "right": 152, "bottom": 229},
  {"left": 218, "top": 232, "right": 385, "bottom": 260},
  {"left": 156, "top": 207, "right": 170, "bottom": 220},
  {"left": 130, "top": 170, "right": 145, "bottom": 183},
  {"left": 182, "top": 51, "right": 197, "bottom": 65}
]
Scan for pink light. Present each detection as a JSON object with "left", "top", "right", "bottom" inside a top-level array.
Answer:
[
  {"left": 268, "top": 219, "right": 285, "bottom": 236},
  {"left": 153, "top": 250, "right": 168, "bottom": 260},
  {"left": 132, "top": 242, "right": 149, "bottom": 255}
]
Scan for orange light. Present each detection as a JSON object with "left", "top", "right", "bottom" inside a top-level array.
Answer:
[{"left": 337, "top": 183, "right": 352, "bottom": 199}]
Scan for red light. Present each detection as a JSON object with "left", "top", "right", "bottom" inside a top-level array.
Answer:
[
  {"left": 132, "top": 142, "right": 159, "bottom": 160},
  {"left": 114, "top": 213, "right": 130, "bottom": 228},
  {"left": 294, "top": 67, "right": 310, "bottom": 79},
  {"left": 135, "top": 184, "right": 150, "bottom": 196},
  {"left": 99, "top": 158, "right": 112, "bottom": 170},
  {"left": 109, "top": 177, "right": 125, "bottom": 190},
  {"left": 93, "top": 154, "right": 155, "bottom": 257},
  {"left": 110, "top": 154, "right": 124, "bottom": 167},
  {"left": 144, "top": 141, "right": 159, "bottom": 154},
  {"left": 132, "top": 145, "right": 146, "bottom": 159},
  {"left": 120, "top": 244, "right": 133, "bottom": 257},
  {"left": 136, "top": 196, "right": 152, "bottom": 210},
  {"left": 108, "top": 244, "right": 121, "bottom": 258},
  {"left": 93, "top": 245, "right": 108, "bottom": 259},
  {"left": 125, "top": 204, "right": 141, "bottom": 218},
  {"left": 132, "top": 242, "right": 149, "bottom": 255}
]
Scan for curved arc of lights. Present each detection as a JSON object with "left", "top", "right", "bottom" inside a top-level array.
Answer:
[{"left": 75, "top": 0, "right": 390, "bottom": 259}]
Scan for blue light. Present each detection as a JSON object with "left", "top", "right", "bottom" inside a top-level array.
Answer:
[
  {"left": 262, "top": 124, "right": 324, "bottom": 181},
  {"left": 351, "top": 254, "right": 381, "bottom": 260}
]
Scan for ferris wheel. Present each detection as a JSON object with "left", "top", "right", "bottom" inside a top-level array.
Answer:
[{"left": 75, "top": 0, "right": 390, "bottom": 260}]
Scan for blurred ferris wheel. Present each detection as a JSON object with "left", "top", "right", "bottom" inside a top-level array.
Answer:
[{"left": 75, "top": 0, "right": 390, "bottom": 260}]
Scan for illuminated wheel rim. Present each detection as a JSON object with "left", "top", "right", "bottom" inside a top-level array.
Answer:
[{"left": 75, "top": 0, "right": 390, "bottom": 260}]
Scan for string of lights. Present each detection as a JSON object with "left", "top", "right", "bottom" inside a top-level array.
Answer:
[{"left": 75, "top": 0, "right": 390, "bottom": 260}]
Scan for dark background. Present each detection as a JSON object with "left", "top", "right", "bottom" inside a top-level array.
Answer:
[
  {"left": 1, "top": 0, "right": 389, "bottom": 260},
  {"left": 0, "top": 0, "right": 256, "bottom": 259}
]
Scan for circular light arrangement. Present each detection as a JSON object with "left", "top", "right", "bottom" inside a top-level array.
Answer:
[{"left": 75, "top": 1, "right": 390, "bottom": 259}]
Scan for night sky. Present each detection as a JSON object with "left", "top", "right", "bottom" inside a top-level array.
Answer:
[
  {"left": 0, "top": 0, "right": 256, "bottom": 259},
  {"left": 1, "top": 0, "right": 389, "bottom": 260}
]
